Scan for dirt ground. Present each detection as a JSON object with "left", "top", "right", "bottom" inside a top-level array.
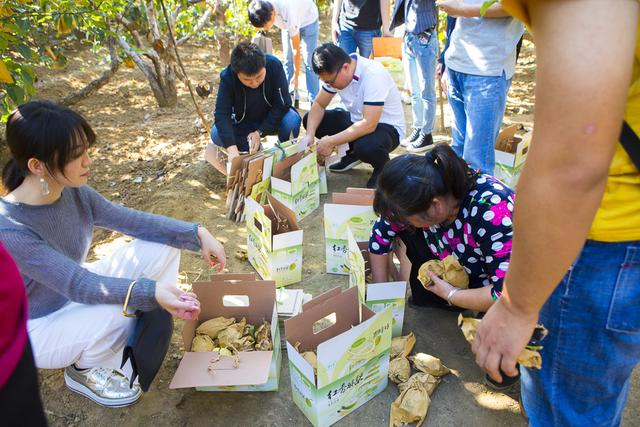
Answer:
[{"left": 9, "top": 13, "right": 638, "bottom": 427}]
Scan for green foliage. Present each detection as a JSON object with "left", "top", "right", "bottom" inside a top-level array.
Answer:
[{"left": 480, "top": 0, "right": 499, "bottom": 16}]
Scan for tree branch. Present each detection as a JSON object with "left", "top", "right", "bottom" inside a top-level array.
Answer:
[
  {"left": 116, "top": 14, "right": 144, "bottom": 48},
  {"left": 177, "top": 6, "right": 214, "bottom": 46}
]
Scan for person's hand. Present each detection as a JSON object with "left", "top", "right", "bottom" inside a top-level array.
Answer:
[
  {"left": 382, "top": 29, "right": 393, "bottom": 38},
  {"left": 197, "top": 226, "right": 226, "bottom": 272},
  {"left": 440, "top": 70, "right": 448, "bottom": 97},
  {"left": 317, "top": 136, "right": 336, "bottom": 159},
  {"left": 436, "top": 0, "right": 464, "bottom": 16},
  {"left": 436, "top": 62, "right": 444, "bottom": 80},
  {"left": 472, "top": 296, "right": 538, "bottom": 383},
  {"left": 425, "top": 271, "right": 457, "bottom": 300},
  {"left": 298, "top": 133, "right": 315, "bottom": 149},
  {"left": 247, "top": 131, "right": 262, "bottom": 154},
  {"left": 226, "top": 145, "right": 240, "bottom": 164},
  {"left": 155, "top": 282, "right": 201, "bottom": 320},
  {"left": 332, "top": 21, "right": 341, "bottom": 43}
]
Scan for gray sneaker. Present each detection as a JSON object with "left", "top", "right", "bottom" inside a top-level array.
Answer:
[{"left": 64, "top": 365, "right": 142, "bottom": 407}]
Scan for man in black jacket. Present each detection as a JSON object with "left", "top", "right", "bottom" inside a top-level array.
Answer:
[{"left": 205, "top": 42, "right": 301, "bottom": 166}]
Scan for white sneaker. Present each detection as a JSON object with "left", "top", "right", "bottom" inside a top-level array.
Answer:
[
  {"left": 400, "top": 128, "right": 421, "bottom": 147},
  {"left": 64, "top": 365, "right": 142, "bottom": 408}
]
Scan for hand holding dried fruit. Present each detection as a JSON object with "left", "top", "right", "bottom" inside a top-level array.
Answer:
[{"left": 418, "top": 256, "right": 468, "bottom": 289}]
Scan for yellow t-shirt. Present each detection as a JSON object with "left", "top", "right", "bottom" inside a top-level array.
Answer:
[{"left": 503, "top": 0, "right": 640, "bottom": 242}]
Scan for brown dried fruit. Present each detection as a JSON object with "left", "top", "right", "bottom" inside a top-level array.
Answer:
[
  {"left": 255, "top": 321, "right": 273, "bottom": 351},
  {"left": 398, "top": 373, "right": 440, "bottom": 397},
  {"left": 235, "top": 335, "right": 256, "bottom": 351},
  {"left": 217, "top": 318, "right": 246, "bottom": 347},
  {"left": 235, "top": 249, "right": 248, "bottom": 261},
  {"left": 410, "top": 353, "right": 450, "bottom": 378},
  {"left": 191, "top": 334, "right": 215, "bottom": 352},
  {"left": 442, "top": 255, "right": 469, "bottom": 289},
  {"left": 389, "top": 356, "right": 411, "bottom": 384},
  {"left": 196, "top": 316, "right": 235, "bottom": 339},
  {"left": 390, "top": 382, "right": 430, "bottom": 427},
  {"left": 390, "top": 332, "right": 416, "bottom": 360},
  {"left": 417, "top": 260, "right": 444, "bottom": 287}
]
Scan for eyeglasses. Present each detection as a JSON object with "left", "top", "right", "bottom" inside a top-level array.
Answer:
[{"left": 324, "top": 66, "right": 343, "bottom": 88}]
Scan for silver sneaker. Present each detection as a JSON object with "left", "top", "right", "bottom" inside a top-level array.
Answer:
[{"left": 64, "top": 366, "right": 142, "bottom": 408}]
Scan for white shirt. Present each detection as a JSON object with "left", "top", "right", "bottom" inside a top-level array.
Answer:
[
  {"left": 323, "top": 54, "right": 405, "bottom": 138},
  {"left": 270, "top": 0, "right": 318, "bottom": 36}
]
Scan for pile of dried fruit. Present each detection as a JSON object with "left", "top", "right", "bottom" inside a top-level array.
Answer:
[
  {"left": 191, "top": 316, "right": 273, "bottom": 372},
  {"left": 417, "top": 256, "right": 469, "bottom": 289},
  {"left": 388, "top": 332, "right": 451, "bottom": 427}
]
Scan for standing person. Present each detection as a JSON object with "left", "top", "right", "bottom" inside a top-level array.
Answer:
[
  {"left": 205, "top": 42, "right": 301, "bottom": 168},
  {"left": 248, "top": 0, "right": 320, "bottom": 103},
  {"left": 437, "top": 0, "right": 523, "bottom": 174},
  {"left": 471, "top": 2, "right": 640, "bottom": 426},
  {"left": 390, "top": 0, "right": 439, "bottom": 152},
  {"left": 332, "top": 0, "right": 392, "bottom": 59},
  {"left": 301, "top": 43, "right": 405, "bottom": 189},
  {"left": 0, "top": 100, "right": 227, "bottom": 408},
  {"left": 0, "top": 243, "right": 47, "bottom": 427}
]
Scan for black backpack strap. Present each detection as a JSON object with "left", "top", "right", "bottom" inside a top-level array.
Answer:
[{"left": 620, "top": 120, "right": 640, "bottom": 171}]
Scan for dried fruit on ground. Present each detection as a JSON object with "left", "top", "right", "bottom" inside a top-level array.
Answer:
[
  {"left": 192, "top": 334, "right": 215, "bottom": 352},
  {"left": 390, "top": 332, "right": 416, "bottom": 359},
  {"left": 196, "top": 316, "right": 236, "bottom": 339},
  {"left": 410, "top": 353, "right": 450, "bottom": 377},
  {"left": 390, "top": 382, "right": 430, "bottom": 427},
  {"left": 389, "top": 356, "right": 411, "bottom": 384},
  {"left": 398, "top": 373, "right": 440, "bottom": 397}
]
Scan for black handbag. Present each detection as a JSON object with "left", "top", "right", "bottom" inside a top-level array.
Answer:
[
  {"left": 120, "top": 307, "right": 173, "bottom": 392},
  {"left": 620, "top": 120, "right": 640, "bottom": 170}
]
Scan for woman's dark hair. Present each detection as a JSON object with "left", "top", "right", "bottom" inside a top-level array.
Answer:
[
  {"left": 373, "top": 144, "right": 477, "bottom": 223},
  {"left": 2, "top": 100, "right": 96, "bottom": 191},
  {"left": 248, "top": 0, "right": 274, "bottom": 28},
  {"left": 230, "top": 42, "right": 266, "bottom": 76},
  {"left": 312, "top": 43, "right": 351, "bottom": 75}
]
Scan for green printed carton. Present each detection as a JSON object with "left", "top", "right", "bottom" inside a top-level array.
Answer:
[
  {"left": 169, "top": 279, "right": 281, "bottom": 392},
  {"left": 245, "top": 194, "right": 304, "bottom": 287},
  {"left": 271, "top": 150, "right": 320, "bottom": 221},
  {"left": 347, "top": 228, "right": 406, "bottom": 338},
  {"left": 324, "top": 188, "right": 378, "bottom": 275},
  {"left": 284, "top": 287, "right": 393, "bottom": 427}
]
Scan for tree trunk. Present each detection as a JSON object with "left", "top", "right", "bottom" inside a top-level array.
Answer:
[{"left": 218, "top": 35, "right": 230, "bottom": 65}]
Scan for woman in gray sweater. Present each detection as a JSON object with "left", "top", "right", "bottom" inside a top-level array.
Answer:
[{"left": 0, "top": 100, "right": 227, "bottom": 408}]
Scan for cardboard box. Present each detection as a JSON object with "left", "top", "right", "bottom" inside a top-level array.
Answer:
[
  {"left": 245, "top": 193, "right": 304, "bottom": 287},
  {"left": 324, "top": 188, "right": 378, "bottom": 275},
  {"left": 494, "top": 125, "right": 532, "bottom": 188},
  {"left": 285, "top": 287, "right": 393, "bottom": 427},
  {"left": 169, "top": 279, "right": 281, "bottom": 392},
  {"left": 347, "top": 228, "right": 406, "bottom": 338},
  {"left": 271, "top": 150, "right": 320, "bottom": 221}
]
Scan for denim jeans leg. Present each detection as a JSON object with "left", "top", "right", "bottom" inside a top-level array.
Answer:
[
  {"left": 278, "top": 108, "right": 302, "bottom": 141},
  {"left": 338, "top": 26, "right": 358, "bottom": 54},
  {"left": 521, "top": 240, "right": 640, "bottom": 427},
  {"left": 300, "top": 20, "right": 320, "bottom": 102},
  {"left": 403, "top": 34, "right": 423, "bottom": 130},
  {"left": 412, "top": 33, "right": 438, "bottom": 134},
  {"left": 353, "top": 28, "right": 381, "bottom": 58},
  {"left": 460, "top": 72, "right": 510, "bottom": 174},
  {"left": 446, "top": 69, "right": 466, "bottom": 158},
  {"left": 210, "top": 125, "right": 224, "bottom": 146},
  {"left": 281, "top": 29, "right": 294, "bottom": 87}
]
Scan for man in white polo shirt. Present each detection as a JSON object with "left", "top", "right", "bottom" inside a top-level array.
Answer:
[
  {"left": 248, "top": 0, "right": 320, "bottom": 103},
  {"left": 301, "top": 43, "right": 404, "bottom": 188}
]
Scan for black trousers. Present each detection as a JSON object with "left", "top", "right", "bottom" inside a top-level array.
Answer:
[
  {"left": 0, "top": 340, "right": 47, "bottom": 427},
  {"left": 303, "top": 109, "right": 399, "bottom": 171}
]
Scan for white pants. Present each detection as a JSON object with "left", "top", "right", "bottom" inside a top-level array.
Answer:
[{"left": 27, "top": 240, "right": 180, "bottom": 371}]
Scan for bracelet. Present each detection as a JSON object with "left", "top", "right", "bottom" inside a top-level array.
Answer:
[
  {"left": 446, "top": 287, "right": 461, "bottom": 306},
  {"left": 122, "top": 280, "right": 138, "bottom": 318}
]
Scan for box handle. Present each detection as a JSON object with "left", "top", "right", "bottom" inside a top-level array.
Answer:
[
  {"left": 222, "top": 295, "right": 250, "bottom": 307},
  {"left": 312, "top": 312, "right": 337, "bottom": 334}
]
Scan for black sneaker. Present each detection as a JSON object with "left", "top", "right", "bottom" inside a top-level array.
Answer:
[
  {"left": 366, "top": 169, "right": 381, "bottom": 189},
  {"left": 484, "top": 370, "right": 521, "bottom": 392},
  {"left": 329, "top": 154, "right": 362, "bottom": 172},
  {"left": 406, "top": 133, "right": 434, "bottom": 153},
  {"left": 400, "top": 128, "right": 421, "bottom": 147}
]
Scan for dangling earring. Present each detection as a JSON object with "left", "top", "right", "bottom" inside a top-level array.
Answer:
[{"left": 40, "top": 177, "right": 50, "bottom": 196}]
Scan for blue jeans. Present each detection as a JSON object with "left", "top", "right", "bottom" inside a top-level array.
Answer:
[
  {"left": 403, "top": 32, "right": 438, "bottom": 135},
  {"left": 447, "top": 68, "right": 511, "bottom": 174},
  {"left": 521, "top": 240, "right": 640, "bottom": 427},
  {"left": 338, "top": 26, "right": 381, "bottom": 58},
  {"left": 210, "top": 108, "right": 301, "bottom": 151},
  {"left": 282, "top": 20, "right": 319, "bottom": 103}
]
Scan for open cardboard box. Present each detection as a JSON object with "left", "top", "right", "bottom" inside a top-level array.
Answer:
[
  {"left": 169, "top": 279, "right": 281, "bottom": 392},
  {"left": 245, "top": 193, "right": 304, "bottom": 287},
  {"left": 494, "top": 124, "right": 532, "bottom": 187},
  {"left": 271, "top": 150, "right": 320, "bottom": 221},
  {"left": 324, "top": 188, "right": 378, "bottom": 275},
  {"left": 347, "top": 228, "right": 406, "bottom": 338},
  {"left": 284, "top": 286, "right": 393, "bottom": 427}
]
